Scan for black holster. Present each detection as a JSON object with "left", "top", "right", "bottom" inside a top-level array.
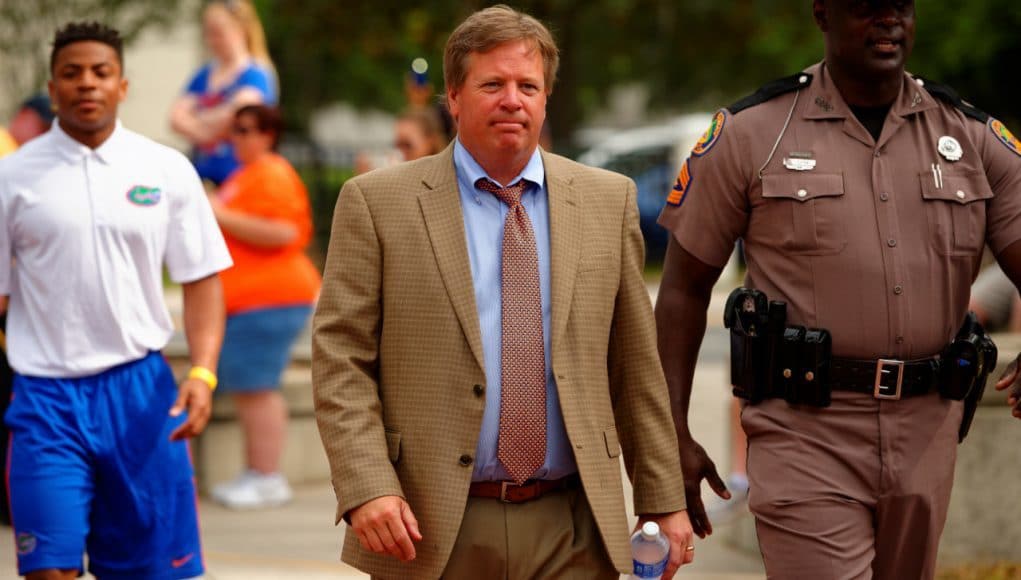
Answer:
[
  {"left": 941, "top": 312, "right": 997, "bottom": 443},
  {"left": 724, "top": 288, "right": 832, "bottom": 407}
]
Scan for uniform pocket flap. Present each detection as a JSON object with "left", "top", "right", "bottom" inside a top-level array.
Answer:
[
  {"left": 762, "top": 173, "right": 845, "bottom": 202},
  {"left": 384, "top": 429, "right": 401, "bottom": 463},
  {"left": 919, "top": 171, "right": 994, "bottom": 205},
  {"left": 603, "top": 427, "right": 621, "bottom": 458}
]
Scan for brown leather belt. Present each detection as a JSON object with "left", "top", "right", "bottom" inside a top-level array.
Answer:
[{"left": 468, "top": 474, "right": 579, "bottom": 503}]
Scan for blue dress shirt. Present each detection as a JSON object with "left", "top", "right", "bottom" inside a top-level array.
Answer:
[{"left": 452, "top": 140, "right": 578, "bottom": 482}]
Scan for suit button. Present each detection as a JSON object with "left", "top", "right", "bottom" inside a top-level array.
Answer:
[
  {"left": 459, "top": 454, "right": 473, "bottom": 467},
  {"left": 473, "top": 384, "right": 485, "bottom": 396}
]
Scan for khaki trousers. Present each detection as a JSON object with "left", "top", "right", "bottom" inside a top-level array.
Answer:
[
  {"left": 742, "top": 390, "right": 962, "bottom": 580},
  {"left": 440, "top": 484, "right": 619, "bottom": 580}
]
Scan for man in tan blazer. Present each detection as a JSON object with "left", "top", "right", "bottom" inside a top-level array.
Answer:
[{"left": 312, "top": 6, "right": 693, "bottom": 579}]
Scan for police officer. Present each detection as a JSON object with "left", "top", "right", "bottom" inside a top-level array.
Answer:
[{"left": 656, "top": 0, "right": 1021, "bottom": 577}]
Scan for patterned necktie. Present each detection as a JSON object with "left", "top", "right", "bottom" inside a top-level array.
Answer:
[{"left": 475, "top": 177, "right": 547, "bottom": 484}]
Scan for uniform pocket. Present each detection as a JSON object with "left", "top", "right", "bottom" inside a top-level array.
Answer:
[
  {"left": 919, "top": 171, "right": 993, "bottom": 256},
  {"left": 759, "top": 173, "right": 847, "bottom": 255}
]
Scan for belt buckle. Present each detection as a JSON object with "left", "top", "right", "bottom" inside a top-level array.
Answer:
[
  {"left": 499, "top": 481, "right": 515, "bottom": 503},
  {"left": 874, "top": 359, "right": 904, "bottom": 400}
]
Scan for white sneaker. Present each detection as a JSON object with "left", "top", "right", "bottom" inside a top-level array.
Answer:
[{"left": 210, "top": 470, "right": 293, "bottom": 510}]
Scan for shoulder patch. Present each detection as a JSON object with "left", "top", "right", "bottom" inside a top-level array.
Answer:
[
  {"left": 691, "top": 110, "right": 727, "bottom": 157},
  {"left": 727, "top": 72, "right": 813, "bottom": 115},
  {"left": 989, "top": 119, "right": 1021, "bottom": 157},
  {"left": 666, "top": 158, "right": 693, "bottom": 207},
  {"left": 913, "top": 77, "right": 990, "bottom": 124}
]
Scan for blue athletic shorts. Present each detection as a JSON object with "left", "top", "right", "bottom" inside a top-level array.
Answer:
[
  {"left": 218, "top": 305, "right": 312, "bottom": 392},
  {"left": 4, "top": 351, "right": 204, "bottom": 579}
]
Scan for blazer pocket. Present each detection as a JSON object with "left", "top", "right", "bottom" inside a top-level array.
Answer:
[
  {"left": 384, "top": 429, "right": 401, "bottom": 464},
  {"left": 603, "top": 427, "right": 621, "bottom": 458},
  {"left": 578, "top": 252, "right": 614, "bottom": 272}
]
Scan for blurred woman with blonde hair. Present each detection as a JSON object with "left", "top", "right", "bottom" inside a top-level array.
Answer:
[{"left": 171, "top": 0, "right": 277, "bottom": 185}]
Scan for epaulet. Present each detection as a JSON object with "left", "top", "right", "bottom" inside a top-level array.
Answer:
[
  {"left": 727, "top": 72, "right": 813, "bottom": 115},
  {"left": 913, "top": 76, "right": 990, "bottom": 124}
]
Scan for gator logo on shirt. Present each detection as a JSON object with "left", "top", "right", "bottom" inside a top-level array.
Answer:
[
  {"left": 691, "top": 110, "right": 727, "bottom": 157},
  {"left": 666, "top": 158, "right": 693, "bottom": 207},
  {"left": 990, "top": 118, "right": 1021, "bottom": 157},
  {"left": 126, "top": 185, "right": 162, "bottom": 206},
  {"left": 16, "top": 532, "right": 36, "bottom": 555}
]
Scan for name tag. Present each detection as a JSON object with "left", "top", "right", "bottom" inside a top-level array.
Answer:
[{"left": 783, "top": 157, "right": 817, "bottom": 171}]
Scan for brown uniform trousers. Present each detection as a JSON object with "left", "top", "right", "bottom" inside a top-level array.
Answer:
[{"left": 661, "top": 61, "right": 1021, "bottom": 578}]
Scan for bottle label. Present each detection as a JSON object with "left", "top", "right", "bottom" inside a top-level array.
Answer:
[{"left": 633, "top": 556, "right": 667, "bottom": 577}]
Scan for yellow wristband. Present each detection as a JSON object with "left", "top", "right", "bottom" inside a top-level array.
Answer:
[{"left": 188, "top": 366, "right": 218, "bottom": 391}]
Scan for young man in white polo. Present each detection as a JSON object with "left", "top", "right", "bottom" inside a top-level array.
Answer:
[{"left": 0, "top": 22, "right": 232, "bottom": 580}]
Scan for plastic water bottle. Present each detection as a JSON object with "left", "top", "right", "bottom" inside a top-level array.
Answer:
[{"left": 631, "top": 521, "right": 670, "bottom": 579}]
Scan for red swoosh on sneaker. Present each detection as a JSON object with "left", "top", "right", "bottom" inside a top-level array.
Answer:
[{"left": 171, "top": 553, "right": 195, "bottom": 568}]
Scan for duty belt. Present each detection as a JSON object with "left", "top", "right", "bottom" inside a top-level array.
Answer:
[{"left": 828, "top": 357, "right": 941, "bottom": 400}]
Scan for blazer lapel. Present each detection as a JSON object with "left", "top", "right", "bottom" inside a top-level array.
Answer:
[
  {"left": 418, "top": 148, "right": 485, "bottom": 372},
  {"left": 543, "top": 151, "right": 582, "bottom": 352}
]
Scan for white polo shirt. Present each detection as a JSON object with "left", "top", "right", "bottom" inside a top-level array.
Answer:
[{"left": 0, "top": 121, "right": 233, "bottom": 378}]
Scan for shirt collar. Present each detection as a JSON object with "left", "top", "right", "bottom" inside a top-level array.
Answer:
[
  {"left": 802, "top": 61, "right": 938, "bottom": 121},
  {"left": 453, "top": 138, "right": 545, "bottom": 192},
  {"left": 50, "top": 119, "right": 128, "bottom": 165}
]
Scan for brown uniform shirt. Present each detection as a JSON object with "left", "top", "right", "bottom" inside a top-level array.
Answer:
[{"left": 659, "top": 62, "right": 1021, "bottom": 359}]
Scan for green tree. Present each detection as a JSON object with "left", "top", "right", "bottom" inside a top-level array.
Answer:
[
  {"left": 0, "top": 0, "right": 185, "bottom": 117},
  {"left": 259, "top": 0, "right": 1021, "bottom": 144}
]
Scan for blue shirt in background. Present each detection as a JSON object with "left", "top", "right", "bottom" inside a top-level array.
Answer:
[{"left": 184, "top": 60, "right": 277, "bottom": 185}]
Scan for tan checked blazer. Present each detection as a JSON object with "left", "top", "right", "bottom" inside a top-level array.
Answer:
[{"left": 312, "top": 144, "right": 685, "bottom": 579}]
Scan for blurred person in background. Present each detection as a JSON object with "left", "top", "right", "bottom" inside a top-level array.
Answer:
[
  {"left": 969, "top": 262, "right": 1021, "bottom": 332},
  {"left": 394, "top": 107, "right": 449, "bottom": 162},
  {"left": 0, "top": 93, "right": 54, "bottom": 525},
  {"left": 207, "top": 104, "right": 320, "bottom": 510},
  {"left": 170, "top": 0, "right": 276, "bottom": 186},
  {"left": 0, "top": 95, "right": 55, "bottom": 157}
]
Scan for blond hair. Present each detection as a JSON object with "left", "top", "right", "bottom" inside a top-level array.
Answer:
[
  {"left": 444, "top": 5, "right": 559, "bottom": 94},
  {"left": 205, "top": 0, "right": 275, "bottom": 71},
  {"left": 398, "top": 107, "right": 449, "bottom": 155}
]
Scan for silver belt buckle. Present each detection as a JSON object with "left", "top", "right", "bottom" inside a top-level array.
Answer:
[
  {"left": 500, "top": 481, "right": 515, "bottom": 502},
  {"left": 874, "top": 359, "right": 904, "bottom": 400}
]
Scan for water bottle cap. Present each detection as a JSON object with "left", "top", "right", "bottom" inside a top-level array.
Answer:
[{"left": 641, "top": 521, "right": 660, "bottom": 540}]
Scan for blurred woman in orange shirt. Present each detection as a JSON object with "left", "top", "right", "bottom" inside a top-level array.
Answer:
[{"left": 206, "top": 105, "right": 320, "bottom": 509}]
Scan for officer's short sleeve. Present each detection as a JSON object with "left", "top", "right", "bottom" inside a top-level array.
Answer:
[
  {"left": 982, "top": 118, "right": 1021, "bottom": 255},
  {"left": 657, "top": 110, "right": 752, "bottom": 268},
  {"left": 164, "top": 153, "right": 233, "bottom": 283}
]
